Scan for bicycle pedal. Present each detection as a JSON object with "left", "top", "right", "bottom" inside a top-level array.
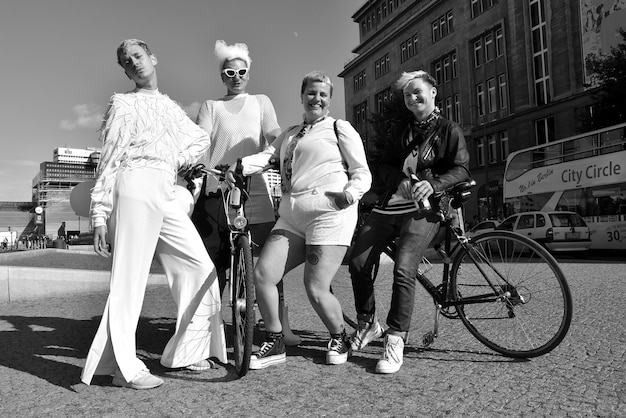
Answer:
[{"left": 422, "top": 331, "right": 436, "bottom": 347}]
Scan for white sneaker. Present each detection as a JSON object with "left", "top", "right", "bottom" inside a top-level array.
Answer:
[
  {"left": 112, "top": 368, "right": 164, "bottom": 390},
  {"left": 375, "top": 334, "right": 404, "bottom": 374},
  {"left": 350, "top": 319, "right": 384, "bottom": 351}
]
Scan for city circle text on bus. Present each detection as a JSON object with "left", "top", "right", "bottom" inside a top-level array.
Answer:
[{"left": 562, "top": 161, "right": 621, "bottom": 186}]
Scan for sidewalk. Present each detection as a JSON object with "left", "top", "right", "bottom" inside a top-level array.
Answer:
[{"left": 0, "top": 250, "right": 623, "bottom": 417}]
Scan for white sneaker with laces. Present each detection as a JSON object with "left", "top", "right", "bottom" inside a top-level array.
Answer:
[
  {"left": 112, "top": 368, "right": 164, "bottom": 390},
  {"left": 375, "top": 334, "right": 404, "bottom": 374},
  {"left": 350, "top": 319, "right": 384, "bottom": 351}
]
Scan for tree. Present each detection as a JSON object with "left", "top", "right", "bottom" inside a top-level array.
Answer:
[
  {"left": 584, "top": 29, "right": 626, "bottom": 129},
  {"left": 368, "top": 92, "right": 411, "bottom": 156},
  {"left": 366, "top": 92, "right": 411, "bottom": 194}
]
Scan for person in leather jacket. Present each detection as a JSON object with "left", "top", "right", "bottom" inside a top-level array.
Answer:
[{"left": 348, "top": 70, "right": 470, "bottom": 374}]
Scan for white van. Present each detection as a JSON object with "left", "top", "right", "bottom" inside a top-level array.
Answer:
[{"left": 495, "top": 211, "right": 592, "bottom": 253}]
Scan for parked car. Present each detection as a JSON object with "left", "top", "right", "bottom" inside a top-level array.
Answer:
[
  {"left": 466, "top": 219, "right": 501, "bottom": 238},
  {"left": 494, "top": 211, "right": 591, "bottom": 253}
]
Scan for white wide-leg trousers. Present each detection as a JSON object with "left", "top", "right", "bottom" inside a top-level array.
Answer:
[{"left": 81, "top": 168, "right": 226, "bottom": 385}]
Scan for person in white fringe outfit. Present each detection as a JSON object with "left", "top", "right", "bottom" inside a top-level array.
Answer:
[
  {"left": 192, "top": 40, "right": 300, "bottom": 346},
  {"left": 80, "top": 39, "right": 226, "bottom": 390}
]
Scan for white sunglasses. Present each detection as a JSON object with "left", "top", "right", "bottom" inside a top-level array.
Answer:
[{"left": 222, "top": 68, "right": 249, "bottom": 78}]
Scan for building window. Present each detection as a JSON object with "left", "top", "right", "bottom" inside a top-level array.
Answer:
[
  {"left": 499, "top": 131, "right": 509, "bottom": 161},
  {"left": 434, "top": 62, "right": 442, "bottom": 85},
  {"left": 354, "top": 100, "right": 368, "bottom": 126},
  {"left": 476, "top": 83, "right": 486, "bottom": 116},
  {"left": 443, "top": 56, "right": 451, "bottom": 82},
  {"left": 432, "top": 10, "right": 453, "bottom": 43},
  {"left": 472, "top": 0, "right": 498, "bottom": 18},
  {"left": 488, "top": 134, "right": 497, "bottom": 163},
  {"left": 485, "top": 33, "right": 494, "bottom": 62},
  {"left": 473, "top": 26, "right": 502, "bottom": 67},
  {"left": 375, "top": 87, "right": 393, "bottom": 114},
  {"left": 495, "top": 27, "right": 504, "bottom": 56},
  {"left": 498, "top": 73, "right": 508, "bottom": 109},
  {"left": 535, "top": 116, "right": 555, "bottom": 146},
  {"left": 452, "top": 52, "right": 458, "bottom": 78},
  {"left": 445, "top": 97, "right": 453, "bottom": 120},
  {"left": 374, "top": 53, "right": 390, "bottom": 79},
  {"left": 400, "top": 33, "right": 419, "bottom": 62},
  {"left": 474, "top": 39, "right": 483, "bottom": 67},
  {"left": 487, "top": 78, "right": 497, "bottom": 113},
  {"left": 477, "top": 137, "right": 485, "bottom": 166},
  {"left": 454, "top": 94, "right": 461, "bottom": 123},
  {"left": 530, "top": 0, "right": 550, "bottom": 105},
  {"left": 432, "top": 50, "right": 457, "bottom": 85},
  {"left": 353, "top": 70, "right": 366, "bottom": 92}
]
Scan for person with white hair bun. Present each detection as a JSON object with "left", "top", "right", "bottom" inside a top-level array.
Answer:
[{"left": 190, "top": 41, "right": 301, "bottom": 362}]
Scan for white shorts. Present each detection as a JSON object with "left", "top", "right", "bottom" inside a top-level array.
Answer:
[{"left": 274, "top": 182, "right": 358, "bottom": 246}]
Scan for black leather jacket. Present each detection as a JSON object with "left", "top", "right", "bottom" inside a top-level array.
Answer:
[{"left": 376, "top": 116, "right": 471, "bottom": 207}]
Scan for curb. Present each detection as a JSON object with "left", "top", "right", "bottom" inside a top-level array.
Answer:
[{"left": 0, "top": 249, "right": 167, "bottom": 303}]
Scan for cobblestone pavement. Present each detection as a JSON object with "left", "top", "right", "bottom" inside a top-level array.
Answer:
[{"left": 0, "top": 259, "right": 624, "bottom": 417}]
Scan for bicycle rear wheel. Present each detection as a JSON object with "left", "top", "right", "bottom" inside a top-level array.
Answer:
[
  {"left": 450, "top": 231, "right": 572, "bottom": 358},
  {"left": 232, "top": 234, "right": 255, "bottom": 376}
]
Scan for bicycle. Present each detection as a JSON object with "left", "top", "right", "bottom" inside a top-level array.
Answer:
[
  {"left": 345, "top": 180, "right": 573, "bottom": 358},
  {"left": 186, "top": 159, "right": 255, "bottom": 376}
]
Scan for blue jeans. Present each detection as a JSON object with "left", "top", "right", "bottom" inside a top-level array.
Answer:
[{"left": 349, "top": 210, "right": 440, "bottom": 332}]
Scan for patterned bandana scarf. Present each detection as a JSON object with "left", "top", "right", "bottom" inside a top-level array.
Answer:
[
  {"left": 282, "top": 115, "right": 327, "bottom": 193},
  {"left": 409, "top": 107, "right": 441, "bottom": 144}
]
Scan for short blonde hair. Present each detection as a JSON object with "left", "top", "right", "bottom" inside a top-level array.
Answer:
[
  {"left": 117, "top": 39, "right": 153, "bottom": 67},
  {"left": 300, "top": 71, "right": 333, "bottom": 97},
  {"left": 395, "top": 70, "right": 437, "bottom": 91}
]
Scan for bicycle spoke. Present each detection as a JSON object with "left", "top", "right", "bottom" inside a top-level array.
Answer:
[{"left": 452, "top": 231, "right": 572, "bottom": 358}]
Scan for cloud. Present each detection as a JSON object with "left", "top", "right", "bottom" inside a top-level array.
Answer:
[
  {"left": 294, "top": 32, "right": 299, "bottom": 37},
  {"left": 60, "top": 103, "right": 104, "bottom": 131}
]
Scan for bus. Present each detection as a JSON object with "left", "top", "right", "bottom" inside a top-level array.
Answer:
[{"left": 503, "top": 122, "right": 626, "bottom": 250}]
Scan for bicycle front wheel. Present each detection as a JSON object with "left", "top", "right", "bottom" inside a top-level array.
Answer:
[
  {"left": 232, "top": 234, "right": 255, "bottom": 376},
  {"left": 450, "top": 231, "right": 572, "bottom": 358}
]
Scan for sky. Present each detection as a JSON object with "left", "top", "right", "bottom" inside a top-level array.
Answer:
[{"left": 0, "top": 0, "right": 364, "bottom": 202}]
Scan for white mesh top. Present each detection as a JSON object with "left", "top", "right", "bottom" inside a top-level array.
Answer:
[{"left": 196, "top": 93, "right": 281, "bottom": 224}]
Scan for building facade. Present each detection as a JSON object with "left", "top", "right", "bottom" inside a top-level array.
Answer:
[
  {"left": 31, "top": 147, "right": 101, "bottom": 237},
  {"left": 338, "top": 0, "right": 618, "bottom": 222}
]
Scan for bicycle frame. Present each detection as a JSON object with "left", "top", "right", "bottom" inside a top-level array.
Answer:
[
  {"left": 196, "top": 162, "right": 256, "bottom": 376},
  {"left": 405, "top": 213, "right": 518, "bottom": 314}
]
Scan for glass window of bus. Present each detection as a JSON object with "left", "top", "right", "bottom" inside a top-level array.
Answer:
[
  {"left": 557, "top": 189, "right": 584, "bottom": 213},
  {"left": 592, "top": 187, "right": 625, "bottom": 215},
  {"left": 505, "top": 150, "right": 532, "bottom": 180},
  {"left": 542, "top": 143, "right": 562, "bottom": 166},
  {"left": 563, "top": 135, "right": 595, "bottom": 162},
  {"left": 599, "top": 126, "right": 626, "bottom": 155}
]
